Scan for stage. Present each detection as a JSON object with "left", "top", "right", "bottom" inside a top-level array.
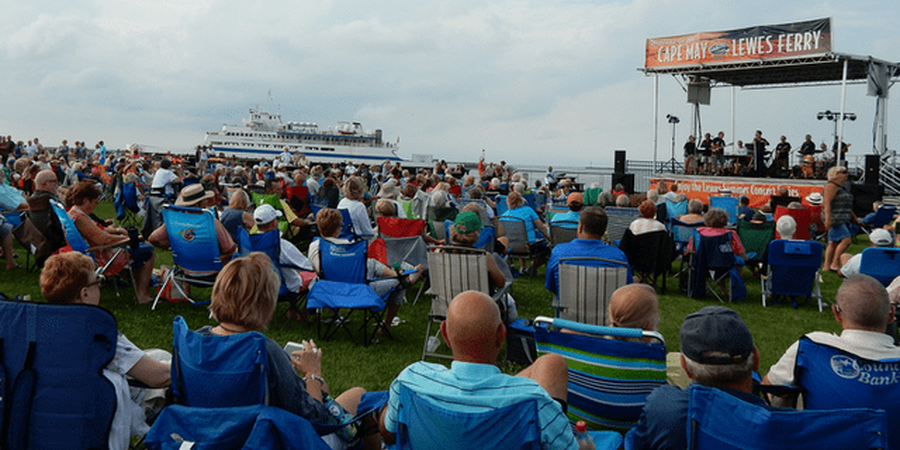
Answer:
[{"left": 649, "top": 174, "right": 824, "bottom": 209}]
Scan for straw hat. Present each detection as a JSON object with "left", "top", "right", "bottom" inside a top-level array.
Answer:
[{"left": 175, "top": 184, "right": 214, "bottom": 207}]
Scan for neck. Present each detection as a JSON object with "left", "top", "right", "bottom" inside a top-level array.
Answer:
[{"left": 215, "top": 322, "right": 250, "bottom": 335}]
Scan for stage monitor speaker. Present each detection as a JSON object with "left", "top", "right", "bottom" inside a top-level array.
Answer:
[
  {"left": 687, "top": 79, "right": 711, "bottom": 105},
  {"left": 851, "top": 182, "right": 884, "bottom": 219},
  {"left": 865, "top": 155, "right": 881, "bottom": 185},
  {"left": 614, "top": 150, "right": 626, "bottom": 174},
  {"left": 611, "top": 173, "right": 634, "bottom": 194}
]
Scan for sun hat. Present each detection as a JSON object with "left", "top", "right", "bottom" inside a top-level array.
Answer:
[
  {"left": 680, "top": 306, "right": 754, "bottom": 365},
  {"left": 805, "top": 192, "right": 823, "bottom": 205},
  {"left": 253, "top": 204, "right": 283, "bottom": 225},
  {"left": 175, "top": 184, "right": 214, "bottom": 207}
]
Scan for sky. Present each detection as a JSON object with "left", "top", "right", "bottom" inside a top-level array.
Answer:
[{"left": 2, "top": 0, "right": 899, "bottom": 167}]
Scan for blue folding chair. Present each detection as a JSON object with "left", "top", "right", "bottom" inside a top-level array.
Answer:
[
  {"left": 496, "top": 195, "right": 509, "bottom": 216},
  {"left": 236, "top": 228, "right": 310, "bottom": 328},
  {"left": 762, "top": 239, "right": 824, "bottom": 310},
  {"left": 2, "top": 210, "right": 22, "bottom": 228},
  {"left": 0, "top": 300, "right": 118, "bottom": 449},
  {"left": 664, "top": 198, "right": 688, "bottom": 230},
  {"left": 686, "top": 385, "right": 888, "bottom": 450},
  {"left": 858, "top": 205, "right": 898, "bottom": 233},
  {"left": 533, "top": 316, "right": 666, "bottom": 432},
  {"left": 709, "top": 196, "right": 739, "bottom": 226},
  {"left": 687, "top": 231, "right": 741, "bottom": 302},
  {"left": 151, "top": 205, "right": 222, "bottom": 310},
  {"left": 859, "top": 247, "right": 900, "bottom": 286},
  {"left": 392, "top": 384, "right": 623, "bottom": 450},
  {"left": 114, "top": 181, "right": 141, "bottom": 226},
  {"left": 338, "top": 208, "right": 360, "bottom": 239},
  {"left": 793, "top": 335, "right": 900, "bottom": 450},
  {"left": 307, "top": 238, "right": 406, "bottom": 345},
  {"left": 146, "top": 404, "right": 330, "bottom": 450}
]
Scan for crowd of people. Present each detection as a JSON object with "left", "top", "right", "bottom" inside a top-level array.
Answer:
[{"left": 2, "top": 138, "right": 900, "bottom": 449}]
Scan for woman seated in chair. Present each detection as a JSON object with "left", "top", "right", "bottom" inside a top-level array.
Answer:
[
  {"left": 204, "top": 252, "right": 381, "bottom": 449},
  {"left": 40, "top": 252, "right": 171, "bottom": 450},
  {"left": 628, "top": 199, "right": 666, "bottom": 236},
  {"left": 309, "top": 208, "right": 424, "bottom": 335},
  {"left": 448, "top": 211, "right": 511, "bottom": 290},
  {"left": 337, "top": 176, "right": 374, "bottom": 238},
  {"left": 500, "top": 190, "right": 550, "bottom": 273},
  {"left": 677, "top": 199, "right": 706, "bottom": 224},
  {"left": 65, "top": 181, "right": 157, "bottom": 304}
]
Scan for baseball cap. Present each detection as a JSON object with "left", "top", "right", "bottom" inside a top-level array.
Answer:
[
  {"left": 567, "top": 192, "right": 583, "bottom": 206},
  {"left": 680, "top": 306, "right": 754, "bottom": 365},
  {"left": 453, "top": 211, "right": 482, "bottom": 234},
  {"left": 870, "top": 228, "right": 893, "bottom": 247},
  {"left": 253, "top": 204, "right": 283, "bottom": 224}
]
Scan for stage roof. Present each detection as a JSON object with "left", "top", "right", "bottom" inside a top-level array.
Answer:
[{"left": 640, "top": 52, "right": 900, "bottom": 88}]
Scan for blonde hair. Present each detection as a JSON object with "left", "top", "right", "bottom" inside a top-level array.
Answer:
[
  {"left": 210, "top": 253, "right": 280, "bottom": 331},
  {"left": 342, "top": 176, "right": 365, "bottom": 201}
]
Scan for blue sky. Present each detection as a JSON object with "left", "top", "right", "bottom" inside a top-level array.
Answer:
[{"left": 2, "top": 0, "right": 898, "bottom": 166}]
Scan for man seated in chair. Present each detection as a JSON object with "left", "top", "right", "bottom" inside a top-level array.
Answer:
[
  {"left": 763, "top": 275, "right": 900, "bottom": 405},
  {"left": 838, "top": 228, "right": 894, "bottom": 278},
  {"left": 627, "top": 306, "right": 776, "bottom": 450},
  {"left": 379, "top": 291, "right": 577, "bottom": 449},
  {"left": 148, "top": 184, "right": 237, "bottom": 265},
  {"left": 545, "top": 206, "right": 632, "bottom": 297},
  {"left": 549, "top": 192, "right": 583, "bottom": 229},
  {"left": 253, "top": 204, "right": 317, "bottom": 296}
]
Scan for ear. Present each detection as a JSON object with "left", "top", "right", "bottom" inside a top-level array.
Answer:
[
  {"left": 832, "top": 303, "right": 843, "bottom": 324},
  {"left": 889, "top": 304, "right": 896, "bottom": 325},
  {"left": 496, "top": 323, "right": 507, "bottom": 348},
  {"left": 440, "top": 321, "right": 451, "bottom": 350},
  {"left": 751, "top": 347, "right": 760, "bottom": 373},
  {"left": 680, "top": 353, "right": 693, "bottom": 379}
]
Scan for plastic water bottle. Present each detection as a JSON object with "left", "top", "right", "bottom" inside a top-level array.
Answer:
[{"left": 575, "top": 421, "right": 594, "bottom": 450}]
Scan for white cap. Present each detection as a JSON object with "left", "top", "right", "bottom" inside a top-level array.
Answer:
[
  {"left": 254, "top": 204, "right": 283, "bottom": 224},
  {"left": 869, "top": 229, "right": 893, "bottom": 247}
]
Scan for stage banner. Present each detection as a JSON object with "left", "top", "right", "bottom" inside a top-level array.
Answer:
[
  {"left": 650, "top": 178, "right": 823, "bottom": 209},
  {"left": 645, "top": 18, "right": 832, "bottom": 69}
]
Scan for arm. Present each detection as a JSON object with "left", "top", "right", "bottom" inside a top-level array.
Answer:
[
  {"left": 126, "top": 355, "right": 171, "bottom": 388},
  {"left": 290, "top": 339, "right": 327, "bottom": 402},
  {"left": 822, "top": 184, "right": 836, "bottom": 229},
  {"left": 73, "top": 214, "right": 128, "bottom": 247},
  {"left": 148, "top": 224, "right": 170, "bottom": 250},
  {"left": 486, "top": 254, "right": 507, "bottom": 287}
]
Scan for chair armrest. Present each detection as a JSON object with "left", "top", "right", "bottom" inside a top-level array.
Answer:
[{"left": 86, "top": 236, "right": 131, "bottom": 253}]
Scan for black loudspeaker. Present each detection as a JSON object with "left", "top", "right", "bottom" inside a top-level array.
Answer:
[
  {"left": 851, "top": 183, "right": 884, "bottom": 219},
  {"left": 611, "top": 173, "right": 634, "bottom": 194},
  {"left": 865, "top": 155, "right": 881, "bottom": 185},
  {"left": 614, "top": 150, "right": 626, "bottom": 174}
]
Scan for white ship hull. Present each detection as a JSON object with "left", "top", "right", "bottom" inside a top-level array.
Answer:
[{"left": 203, "top": 108, "right": 403, "bottom": 163}]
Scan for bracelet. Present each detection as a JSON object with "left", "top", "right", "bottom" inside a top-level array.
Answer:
[{"left": 305, "top": 373, "right": 325, "bottom": 385}]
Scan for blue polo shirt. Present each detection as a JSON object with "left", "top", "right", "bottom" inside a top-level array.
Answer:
[
  {"left": 384, "top": 361, "right": 577, "bottom": 450},
  {"left": 545, "top": 238, "right": 632, "bottom": 295},
  {"left": 502, "top": 206, "right": 541, "bottom": 243}
]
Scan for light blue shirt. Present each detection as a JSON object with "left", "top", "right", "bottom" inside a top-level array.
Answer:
[
  {"left": 0, "top": 184, "right": 26, "bottom": 211},
  {"left": 384, "top": 361, "right": 577, "bottom": 450},
  {"left": 550, "top": 211, "right": 580, "bottom": 229},
  {"left": 502, "top": 205, "right": 541, "bottom": 243}
]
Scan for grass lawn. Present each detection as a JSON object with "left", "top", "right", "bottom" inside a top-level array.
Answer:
[{"left": 1, "top": 200, "right": 861, "bottom": 395}]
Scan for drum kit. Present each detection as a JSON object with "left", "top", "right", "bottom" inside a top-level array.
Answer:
[{"left": 796, "top": 147, "right": 835, "bottom": 179}]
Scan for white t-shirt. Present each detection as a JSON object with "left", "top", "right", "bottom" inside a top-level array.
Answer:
[
  {"left": 839, "top": 254, "right": 862, "bottom": 278},
  {"left": 105, "top": 334, "right": 147, "bottom": 450},
  {"left": 337, "top": 198, "right": 374, "bottom": 237},
  {"left": 151, "top": 168, "right": 178, "bottom": 196}
]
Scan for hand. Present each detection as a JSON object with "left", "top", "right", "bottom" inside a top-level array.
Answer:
[{"left": 291, "top": 339, "right": 323, "bottom": 377}]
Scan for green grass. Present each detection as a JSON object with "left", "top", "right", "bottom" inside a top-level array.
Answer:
[{"left": 1, "top": 200, "right": 862, "bottom": 394}]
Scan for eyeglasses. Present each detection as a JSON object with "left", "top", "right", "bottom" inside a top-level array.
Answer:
[{"left": 85, "top": 275, "right": 106, "bottom": 289}]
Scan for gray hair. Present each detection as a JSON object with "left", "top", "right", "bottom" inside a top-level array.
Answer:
[
  {"left": 646, "top": 189, "right": 659, "bottom": 202},
  {"left": 688, "top": 199, "right": 704, "bottom": 214},
  {"left": 776, "top": 215, "right": 796, "bottom": 240},
  {"left": 704, "top": 207, "right": 729, "bottom": 228},
  {"left": 683, "top": 351, "right": 755, "bottom": 386}
]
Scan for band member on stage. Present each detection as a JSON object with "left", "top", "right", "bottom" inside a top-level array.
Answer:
[
  {"left": 772, "top": 135, "right": 791, "bottom": 177},
  {"left": 683, "top": 135, "right": 697, "bottom": 175},
  {"left": 699, "top": 133, "right": 712, "bottom": 174},
  {"left": 753, "top": 130, "right": 770, "bottom": 177},
  {"left": 711, "top": 132, "right": 726, "bottom": 175},
  {"left": 798, "top": 134, "right": 816, "bottom": 156}
]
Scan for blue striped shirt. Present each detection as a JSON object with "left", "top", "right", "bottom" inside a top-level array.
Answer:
[{"left": 384, "top": 361, "right": 577, "bottom": 450}]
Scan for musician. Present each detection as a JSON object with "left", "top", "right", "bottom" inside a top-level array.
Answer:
[
  {"left": 711, "top": 132, "right": 726, "bottom": 175},
  {"left": 772, "top": 135, "right": 791, "bottom": 177},
  {"left": 798, "top": 134, "right": 816, "bottom": 156},
  {"left": 698, "top": 133, "right": 712, "bottom": 174},
  {"left": 683, "top": 135, "right": 697, "bottom": 175},
  {"left": 753, "top": 130, "right": 770, "bottom": 177}
]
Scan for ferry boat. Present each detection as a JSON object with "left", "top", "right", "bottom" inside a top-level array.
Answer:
[{"left": 203, "top": 108, "right": 403, "bottom": 163}]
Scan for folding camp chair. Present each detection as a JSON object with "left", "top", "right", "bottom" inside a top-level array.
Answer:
[
  {"left": 151, "top": 205, "right": 222, "bottom": 310},
  {"left": 670, "top": 218, "right": 703, "bottom": 288},
  {"left": 236, "top": 228, "right": 310, "bottom": 329},
  {"left": 664, "top": 198, "right": 688, "bottom": 221},
  {"left": 114, "top": 181, "right": 141, "bottom": 227},
  {"left": 423, "top": 245, "right": 513, "bottom": 360},
  {"left": 306, "top": 238, "right": 406, "bottom": 346},
  {"left": 859, "top": 247, "right": 900, "bottom": 286},
  {"left": 556, "top": 257, "right": 629, "bottom": 325},
  {"left": 858, "top": 204, "right": 897, "bottom": 234},
  {"left": 584, "top": 187, "right": 603, "bottom": 206},
  {"left": 736, "top": 219, "right": 775, "bottom": 272},
  {"left": 533, "top": 316, "right": 666, "bottom": 432},
  {"left": 791, "top": 336, "right": 900, "bottom": 450},
  {"left": 377, "top": 217, "right": 429, "bottom": 303},
  {"left": 604, "top": 207, "right": 640, "bottom": 244},
  {"left": 51, "top": 201, "right": 136, "bottom": 297},
  {"left": 774, "top": 206, "right": 812, "bottom": 240},
  {"left": 686, "top": 231, "right": 737, "bottom": 302},
  {"left": 619, "top": 229, "right": 674, "bottom": 293},
  {"left": 708, "top": 195, "right": 739, "bottom": 226},
  {"left": 498, "top": 216, "right": 549, "bottom": 276},
  {"left": 547, "top": 201, "right": 569, "bottom": 220},
  {"left": 391, "top": 384, "right": 624, "bottom": 450},
  {"left": 0, "top": 300, "right": 118, "bottom": 449},
  {"left": 684, "top": 385, "right": 888, "bottom": 450},
  {"left": 284, "top": 185, "right": 311, "bottom": 219},
  {"left": 252, "top": 191, "right": 299, "bottom": 239},
  {"left": 549, "top": 221, "right": 579, "bottom": 247},
  {"left": 762, "top": 239, "right": 824, "bottom": 310}
]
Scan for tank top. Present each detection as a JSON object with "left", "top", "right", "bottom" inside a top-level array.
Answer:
[{"left": 830, "top": 181, "right": 853, "bottom": 226}]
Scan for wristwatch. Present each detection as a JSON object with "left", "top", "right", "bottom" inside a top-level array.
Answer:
[{"left": 305, "top": 373, "right": 325, "bottom": 385}]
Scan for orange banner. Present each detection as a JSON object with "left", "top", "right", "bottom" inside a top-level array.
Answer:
[
  {"left": 645, "top": 18, "right": 831, "bottom": 69},
  {"left": 650, "top": 178, "right": 824, "bottom": 209}
]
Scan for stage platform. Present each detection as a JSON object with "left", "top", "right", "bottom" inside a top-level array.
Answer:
[{"left": 649, "top": 174, "right": 824, "bottom": 209}]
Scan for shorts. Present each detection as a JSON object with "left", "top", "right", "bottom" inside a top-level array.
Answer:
[
  {"left": 701, "top": 156, "right": 711, "bottom": 164},
  {"left": 828, "top": 223, "right": 852, "bottom": 242},
  {"left": 323, "top": 396, "right": 359, "bottom": 444},
  {"left": 0, "top": 220, "right": 11, "bottom": 241}
]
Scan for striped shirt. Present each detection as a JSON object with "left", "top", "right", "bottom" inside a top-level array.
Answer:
[{"left": 384, "top": 361, "right": 578, "bottom": 450}]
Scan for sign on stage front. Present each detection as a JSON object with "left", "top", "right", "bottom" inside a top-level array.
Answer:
[{"left": 645, "top": 18, "right": 832, "bottom": 69}]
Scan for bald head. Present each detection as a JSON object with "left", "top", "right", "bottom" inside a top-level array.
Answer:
[
  {"left": 441, "top": 291, "right": 505, "bottom": 363},
  {"left": 609, "top": 284, "right": 660, "bottom": 330},
  {"left": 35, "top": 169, "right": 58, "bottom": 191},
  {"left": 835, "top": 275, "right": 893, "bottom": 331}
]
